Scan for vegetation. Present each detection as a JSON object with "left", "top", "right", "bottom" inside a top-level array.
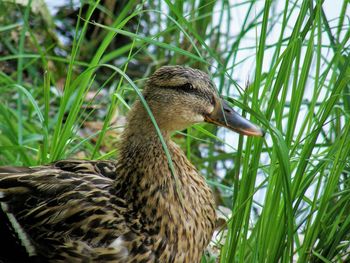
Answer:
[{"left": 0, "top": 0, "right": 349, "bottom": 262}]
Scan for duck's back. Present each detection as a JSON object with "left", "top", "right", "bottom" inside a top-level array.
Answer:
[{"left": 0, "top": 160, "right": 132, "bottom": 262}]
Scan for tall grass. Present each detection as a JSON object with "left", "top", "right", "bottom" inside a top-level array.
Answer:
[{"left": 0, "top": 0, "right": 349, "bottom": 262}]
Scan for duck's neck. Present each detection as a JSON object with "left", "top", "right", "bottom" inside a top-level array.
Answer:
[
  {"left": 116, "top": 113, "right": 175, "bottom": 193},
  {"left": 114, "top": 105, "right": 216, "bottom": 260},
  {"left": 118, "top": 108, "right": 171, "bottom": 152}
]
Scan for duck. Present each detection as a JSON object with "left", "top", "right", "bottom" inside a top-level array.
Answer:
[{"left": 0, "top": 65, "right": 264, "bottom": 263}]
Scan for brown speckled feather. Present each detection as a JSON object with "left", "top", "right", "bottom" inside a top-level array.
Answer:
[
  {"left": 0, "top": 144, "right": 215, "bottom": 263},
  {"left": 0, "top": 160, "right": 130, "bottom": 261}
]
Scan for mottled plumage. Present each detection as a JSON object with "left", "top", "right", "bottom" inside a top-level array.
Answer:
[{"left": 0, "top": 66, "right": 264, "bottom": 262}]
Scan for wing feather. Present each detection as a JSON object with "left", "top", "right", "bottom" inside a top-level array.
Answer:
[{"left": 0, "top": 160, "right": 130, "bottom": 261}]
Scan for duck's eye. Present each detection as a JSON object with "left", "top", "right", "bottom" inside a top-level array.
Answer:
[
  {"left": 165, "top": 83, "right": 195, "bottom": 93},
  {"left": 175, "top": 83, "right": 194, "bottom": 91},
  {"left": 183, "top": 83, "right": 194, "bottom": 90}
]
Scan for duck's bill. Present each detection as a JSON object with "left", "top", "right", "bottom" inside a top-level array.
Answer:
[{"left": 204, "top": 99, "right": 265, "bottom": 137}]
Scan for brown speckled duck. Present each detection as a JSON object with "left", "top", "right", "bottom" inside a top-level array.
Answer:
[{"left": 0, "top": 66, "right": 264, "bottom": 263}]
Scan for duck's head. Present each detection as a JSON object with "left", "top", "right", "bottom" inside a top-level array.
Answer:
[{"left": 139, "top": 65, "right": 264, "bottom": 136}]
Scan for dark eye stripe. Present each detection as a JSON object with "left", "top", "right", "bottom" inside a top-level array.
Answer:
[
  {"left": 162, "top": 83, "right": 194, "bottom": 92},
  {"left": 160, "top": 84, "right": 215, "bottom": 105}
]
